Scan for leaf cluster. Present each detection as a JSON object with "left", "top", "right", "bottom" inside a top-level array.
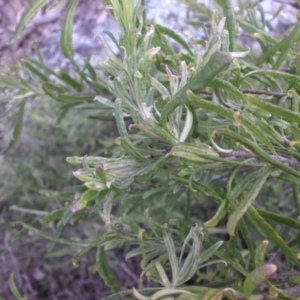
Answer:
[{"left": 2, "top": 0, "right": 300, "bottom": 299}]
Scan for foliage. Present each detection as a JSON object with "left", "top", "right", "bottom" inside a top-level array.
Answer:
[{"left": 2, "top": 0, "right": 300, "bottom": 299}]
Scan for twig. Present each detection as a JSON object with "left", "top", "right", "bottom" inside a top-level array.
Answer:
[
  {"left": 271, "top": 154, "right": 300, "bottom": 168},
  {"left": 218, "top": 151, "right": 257, "bottom": 159},
  {"left": 3, "top": 232, "right": 22, "bottom": 285},
  {"left": 200, "top": 89, "right": 287, "bottom": 98},
  {"left": 241, "top": 89, "right": 287, "bottom": 98},
  {"left": 119, "top": 261, "right": 140, "bottom": 282},
  {"left": 218, "top": 150, "right": 300, "bottom": 168}
]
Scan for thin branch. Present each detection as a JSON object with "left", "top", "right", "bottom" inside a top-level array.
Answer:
[
  {"left": 218, "top": 150, "right": 257, "bottom": 159},
  {"left": 271, "top": 154, "right": 300, "bottom": 168},
  {"left": 218, "top": 150, "right": 300, "bottom": 168},
  {"left": 241, "top": 89, "right": 287, "bottom": 98},
  {"left": 200, "top": 89, "right": 287, "bottom": 98}
]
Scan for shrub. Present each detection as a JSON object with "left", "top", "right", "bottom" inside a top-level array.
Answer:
[{"left": 2, "top": 0, "right": 300, "bottom": 299}]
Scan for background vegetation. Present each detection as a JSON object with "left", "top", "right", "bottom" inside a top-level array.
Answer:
[{"left": 1, "top": 0, "right": 300, "bottom": 299}]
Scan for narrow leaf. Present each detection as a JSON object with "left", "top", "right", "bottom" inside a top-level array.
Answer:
[
  {"left": 8, "top": 0, "right": 51, "bottom": 44},
  {"left": 9, "top": 273, "right": 27, "bottom": 300},
  {"left": 60, "top": 0, "right": 79, "bottom": 58},
  {"left": 95, "top": 96, "right": 116, "bottom": 108},
  {"left": 2, "top": 99, "right": 26, "bottom": 154},
  {"left": 17, "top": 222, "right": 90, "bottom": 246},
  {"left": 96, "top": 246, "right": 120, "bottom": 293},
  {"left": 57, "top": 71, "right": 83, "bottom": 91},
  {"left": 155, "top": 261, "right": 171, "bottom": 288},
  {"left": 188, "top": 91, "right": 235, "bottom": 121},
  {"left": 199, "top": 241, "right": 223, "bottom": 264},
  {"left": 254, "top": 240, "right": 269, "bottom": 268},
  {"left": 204, "top": 200, "right": 227, "bottom": 228},
  {"left": 218, "top": 0, "right": 236, "bottom": 51},
  {"left": 244, "top": 264, "right": 277, "bottom": 300},
  {"left": 22, "top": 59, "right": 48, "bottom": 81},
  {"left": 120, "top": 138, "right": 149, "bottom": 162},
  {"left": 39, "top": 208, "right": 66, "bottom": 225},
  {"left": 147, "top": 75, "right": 171, "bottom": 100},
  {"left": 248, "top": 206, "right": 300, "bottom": 268},
  {"left": 238, "top": 19, "right": 278, "bottom": 44},
  {"left": 227, "top": 167, "right": 273, "bottom": 236},
  {"left": 156, "top": 24, "right": 193, "bottom": 55},
  {"left": 56, "top": 94, "right": 94, "bottom": 104},
  {"left": 163, "top": 227, "right": 179, "bottom": 287},
  {"left": 160, "top": 51, "right": 233, "bottom": 125},
  {"left": 247, "top": 95, "right": 300, "bottom": 124},
  {"left": 273, "top": 21, "right": 300, "bottom": 69},
  {"left": 114, "top": 99, "right": 128, "bottom": 138},
  {"left": 257, "top": 209, "right": 300, "bottom": 230}
]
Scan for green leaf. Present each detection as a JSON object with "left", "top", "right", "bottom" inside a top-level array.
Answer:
[
  {"left": 246, "top": 95, "right": 300, "bottom": 124},
  {"left": 163, "top": 227, "right": 179, "bottom": 287},
  {"left": 71, "top": 189, "right": 99, "bottom": 212},
  {"left": 126, "top": 245, "right": 156, "bottom": 260},
  {"left": 143, "top": 187, "right": 167, "bottom": 200},
  {"left": 244, "top": 264, "right": 277, "bottom": 300},
  {"left": 155, "top": 24, "right": 193, "bottom": 55},
  {"left": 153, "top": 26, "right": 176, "bottom": 56},
  {"left": 258, "top": 21, "right": 300, "bottom": 69},
  {"left": 17, "top": 222, "right": 91, "bottom": 246},
  {"left": 41, "top": 82, "right": 65, "bottom": 101},
  {"left": 289, "top": 275, "right": 300, "bottom": 285},
  {"left": 147, "top": 75, "right": 171, "bottom": 100},
  {"left": 155, "top": 261, "right": 171, "bottom": 288},
  {"left": 135, "top": 155, "right": 173, "bottom": 182},
  {"left": 95, "top": 96, "right": 116, "bottom": 108},
  {"left": 211, "top": 77, "right": 246, "bottom": 101},
  {"left": 134, "top": 288, "right": 193, "bottom": 300},
  {"left": 101, "top": 289, "right": 160, "bottom": 300},
  {"left": 243, "top": 70, "right": 300, "bottom": 87},
  {"left": 8, "top": 0, "right": 51, "bottom": 45},
  {"left": 247, "top": 206, "right": 300, "bottom": 268},
  {"left": 66, "top": 156, "right": 106, "bottom": 166},
  {"left": 218, "top": 0, "right": 236, "bottom": 51},
  {"left": 204, "top": 200, "right": 228, "bottom": 227},
  {"left": 57, "top": 71, "right": 83, "bottom": 91},
  {"left": 241, "top": 112, "right": 275, "bottom": 154},
  {"left": 179, "top": 226, "right": 202, "bottom": 284},
  {"left": 122, "top": 214, "right": 142, "bottom": 235},
  {"left": 173, "top": 176, "right": 223, "bottom": 205},
  {"left": 73, "top": 233, "right": 116, "bottom": 267},
  {"left": 188, "top": 91, "right": 235, "bottom": 121},
  {"left": 160, "top": 51, "right": 233, "bottom": 125},
  {"left": 254, "top": 240, "right": 269, "bottom": 268},
  {"left": 170, "top": 142, "right": 219, "bottom": 162},
  {"left": 238, "top": 19, "right": 278, "bottom": 44},
  {"left": 145, "top": 118, "right": 178, "bottom": 145},
  {"left": 56, "top": 94, "right": 94, "bottom": 104},
  {"left": 257, "top": 209, "right": 300, "bottom": 230},
  {"left": 114, "top": 99, "right": 128, "bottom": 138},
  {"left": 9, "top": 273, "right": 27, "bottom": 300},
  {"left": 2, "top": 99, "right": 26, "bottom": 154},
  {"left": 120, "top": 138, "right": 149, "bottom": 162},
  {"left": 60, "top": 0, "right": 79, "bottom": 58},
  {"left": 180, "top": 287, "right": 223, "bottom": 300},
  {"left": 96, "top": 246, "right": 120, "bottom": 293},
  {"left": 12, "top": 221, "right": 40, "bottom": 243},
  {"left": 46, "top": 0, "right": 69, "bottom": 12},
  {"left": 216, "top": 251, "right": 248, "bottom": 276},
  {"left": 39, "top": 208, "right": 66, "bottom": 225},
  {"left": 21, "top": 59, "right": 48, "bottom": 81},
  {"left": 227, "top": 167, "right": 273, "bottom": 236}
]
